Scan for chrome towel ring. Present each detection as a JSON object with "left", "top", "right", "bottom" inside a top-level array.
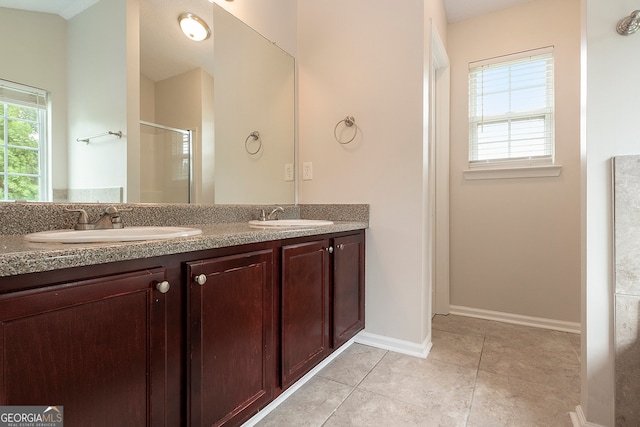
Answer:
[
  {"left": 334, "top": 116, "right": 357, "bottom": 145},
  {"left": 245, "top": 131, "right": 262, "bottom": 155}
]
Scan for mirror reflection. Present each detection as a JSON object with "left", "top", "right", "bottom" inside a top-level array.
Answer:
[{"left": 0, "top": 0, "right": 295, "bottom": 204}]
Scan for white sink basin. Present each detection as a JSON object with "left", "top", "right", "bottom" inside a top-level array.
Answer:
[
  {"left": 24, "top": 226, "right": 202, "bottom": 243},
  {"left": 248, "top": 219, "right": 334, "bottom": 228}
]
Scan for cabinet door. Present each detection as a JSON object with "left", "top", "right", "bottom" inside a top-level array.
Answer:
[
  {"left": 188, "top": 249, "right": 274, "bottom": 427},
  {"left": 0, "top": 268, "right": 168, "bottom": 427},
  {"left": 281, "top": 239, "right": 331, "bottom": 389},
  {"left": 333, "top": 233, "right": 366, "bottom": 348}
]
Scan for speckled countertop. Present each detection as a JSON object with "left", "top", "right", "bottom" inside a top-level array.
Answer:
[{"left": 0, "top": 203, "right": 368, "bottom": 277}]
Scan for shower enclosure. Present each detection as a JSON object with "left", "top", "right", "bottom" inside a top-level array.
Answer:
[{"left": 140, "top": 121, "right": 192, "bottom": 203}]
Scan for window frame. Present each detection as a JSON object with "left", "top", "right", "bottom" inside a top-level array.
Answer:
[
  {"left": 0, "top": 79, "right": 49, "bottom": 201},
  {"left": 466, "top": 47, "right": 560, "bottom": 179}
]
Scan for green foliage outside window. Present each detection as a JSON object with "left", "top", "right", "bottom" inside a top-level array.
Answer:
[{"left": 1, "top": 103, "right": 42, "bottom": 201}]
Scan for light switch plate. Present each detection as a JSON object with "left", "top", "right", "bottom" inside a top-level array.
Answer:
[
  {"left": 302, "top": 162, "right": 313, "bottom": 180},
  {"left": 284, "top": 164, "right": 294, "bottom": 181}
]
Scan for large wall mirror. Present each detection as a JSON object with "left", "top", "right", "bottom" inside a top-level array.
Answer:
[{"left": 0, "top": 0, "right": 295, "bottom": 205}]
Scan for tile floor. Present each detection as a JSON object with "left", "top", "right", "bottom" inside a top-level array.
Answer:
[{"left": 255, "top": 314, "right": 580, "bottom": 427}]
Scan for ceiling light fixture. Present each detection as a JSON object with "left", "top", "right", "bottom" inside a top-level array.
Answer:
[{"left": 178, "top": 13, "right": 211, "bottom": 42}]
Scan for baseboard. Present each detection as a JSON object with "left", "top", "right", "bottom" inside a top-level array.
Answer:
[
  {"left": 355, "top": 330, "right": 432, "bottom": 359},
  {"left": 449, "top": 305, "right": 581, "bottom": 334},
  {"left": 570, "top": 405, "right": 606, "bottom": 427},
  {"left": 241, "top": 335, "right": 357, "bottom": 427}
]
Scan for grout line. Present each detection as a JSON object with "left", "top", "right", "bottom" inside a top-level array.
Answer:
[
  {"left": 319, "top": 349, "right": 390, "bottom": 427},
  {"left": 285, "top": 317, "right": 578, "bottom": 426},
  {"left": 465, "top": 333, "right": 486, "bottom": 426}
]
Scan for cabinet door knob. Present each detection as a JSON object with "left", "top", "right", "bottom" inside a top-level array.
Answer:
[
  {"left": 336, "top": 244, "right": 345, "bottom": 250},
  {"left": 326, "top": 246, "right": 334, "bottom": 254},
  {"left": 194, "top": 274, "right": 207, "bottom": 285},
  {"left": 155, "top": 280, "right": 170, "bottom": 294}
]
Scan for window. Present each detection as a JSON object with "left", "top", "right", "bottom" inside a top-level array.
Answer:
[
  {"left": 468, "top": 47, "right": 554, "bottom": 170},
  {"left": 171, "top": 130, "right": 191, "bottom": 182},
  {"left": 0, "top": 80, "right": 48, "bottom": 201}
]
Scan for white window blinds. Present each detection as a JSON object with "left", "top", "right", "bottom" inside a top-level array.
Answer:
[
  {"left": 0, "top": 81, "right": 47, "bottom": 109},
  {"left": 468, "top": 47, "right": 554, "bottom": 168}
]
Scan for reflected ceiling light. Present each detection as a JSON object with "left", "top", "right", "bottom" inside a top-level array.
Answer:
[{"left": 178, "top": 13, "right": 211, "bottom": 41}]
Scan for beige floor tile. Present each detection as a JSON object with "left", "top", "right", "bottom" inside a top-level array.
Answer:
[
  {"left": 255, "top": 376, "right": 353, "bottom": 427},
  {"left": 317, "top": 343, "right": 387, "bottom": 387},
  {"left": 358, "top": 351, "right": 476, "bottom": 423},
  {"left": 485, "top": 321, "right": 576, "bottom": 353},
  {"left": 254, "top": 320, "right": 581, "bottom": 427},
  {"left": 566, "top": 332, "right": 581, "bottom": 363},
  {"left": 324, "top": 388, "right": 464, "bottom": 427},
  {"left": 429, "top": 329, "right": 485, "bottom": 369},
  {"left": 432, "top": 314, "right": 488, "bottom": 337},
  {"left": 566, "top": 331, "right": 581, "bottom": 348},
  {"left": 479, "top": 337, "right": 580, "bottom": 395},
  {"left": 468, "top": 370, "right": 577, "bottom": 427}
]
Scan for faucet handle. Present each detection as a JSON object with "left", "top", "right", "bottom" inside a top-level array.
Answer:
[
  {"left": 258, "top": 209, "right": 267, "bottom": 221},
  {"left": 104, "top": 206, "right": 132, "bottom": 215},
  {"left": 64, "top": 208, "right": 90, "bottom": 229},
  {"left": 104, "top": 206, "right": 132, "bottom": 228}
]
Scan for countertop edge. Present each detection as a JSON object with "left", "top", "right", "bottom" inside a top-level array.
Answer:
[{"left": 0, "top": 221, "right": 368, "bottom": 277}]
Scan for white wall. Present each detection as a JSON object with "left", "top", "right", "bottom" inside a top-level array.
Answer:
[
  {"left": 0, "top": 8, "right": 68, "bottom": 196},
  {"left": 581, "top": 0, "right": 640, "bottom": 424},
  {"left": 126, "top": 0, "right": 140, "bottom": 203},
  {"left": 213, "top": 5, "right": 295, "bottom": 205},
  {"left": 139, "top": 67, "right": 210, "bottom": 203},
  {"left": 447, "top": 0, "right": 582, "bottom": 323},
  {"left": 140, "top": 74, "right": 155, "bottom": 122},
  {"left": 67, "top": 0, "right": 128, "bottom": 199},
  {"left": 154, "top": 68, "right": 205, "bottom": 201},
  {"left": 200, "top": 69, "right": 215, "bottom": 205},
  {"left": 212, "top": 0, "right": 297, "bottom": 57},
  {"left": 297, "top": 0, "right": 447, "bottom": 347}
]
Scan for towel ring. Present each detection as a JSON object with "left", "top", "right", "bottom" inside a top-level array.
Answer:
[
  {"left": 245, "top": 131, "right": 262, "bottom": 155},
  {"left": 334, "top": 116, "right": 357, "bottom": 144}
]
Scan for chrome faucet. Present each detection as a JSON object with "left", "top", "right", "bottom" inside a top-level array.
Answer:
[
  {"left": 267, "top": 206, "right": 285, "bottom": 220},
  {"left": 256, "top": 206, "right": 285, "bottom": 221},
  {"left": 65, "top": 206, "right": 132, "bottom": 230}
]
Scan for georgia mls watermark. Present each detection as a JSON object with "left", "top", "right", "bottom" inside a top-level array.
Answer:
[{"left": 0, "top": 406, "right": 63, "bottom": 427}]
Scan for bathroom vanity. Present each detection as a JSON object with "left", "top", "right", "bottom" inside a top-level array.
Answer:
[{"left": 0, "top": 204, "right": 367, "bottom": 427}]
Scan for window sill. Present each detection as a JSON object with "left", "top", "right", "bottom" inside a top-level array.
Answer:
[{"left": 463, "top": 165, "right": 562, "bottom": 180}]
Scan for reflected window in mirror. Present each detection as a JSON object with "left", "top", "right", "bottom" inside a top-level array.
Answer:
[{"left": 0, "top": 80, "right": 49, "bottom": 202}]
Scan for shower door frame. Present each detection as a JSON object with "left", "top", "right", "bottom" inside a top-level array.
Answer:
[{"left": 140, "top": 121, "right": 193, "bottom": 203}]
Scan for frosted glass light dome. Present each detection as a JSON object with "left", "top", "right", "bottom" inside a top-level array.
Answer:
[{"left": 178, "top": 13, "right": 211, "bottom": 42}]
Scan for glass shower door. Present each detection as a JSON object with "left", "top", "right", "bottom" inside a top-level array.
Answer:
[{"left": 140, "top": 121, "right": 191, "bottom": 203}]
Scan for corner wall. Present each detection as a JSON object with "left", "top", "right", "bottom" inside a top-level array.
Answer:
[
  {"left": 297, "top": 0, "right": 448, "bottom": 347},
  {"left": 67, "top": 0, "right": 128, "bottom": 199},
  {"left": 582, "top": 0, "right": 640, "bottom": 424},
  {"left": 447, "top": 0, "right": 582, "bottom": 324},
  {"left": 0, "top": 8, "right": 68, "bottom": 196}
]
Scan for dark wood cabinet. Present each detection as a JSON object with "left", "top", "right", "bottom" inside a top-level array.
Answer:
[
  {"left": 0, "top": 268, "right": 169, "bottom": 427},
  {"left": 281, "top": 239, "right": 331, "bottom": 389},
  {"left": 332, "top": 233, "right": 365, "bottom": 348},
  {"left": 0, "top": 228, "right": 364, "bottom": 427},
  {"left": 187, "top": 249, "right": 275, "bottom": 427},
  {"left": 280, "top": 232, "right": 365, "bottom": 389}
]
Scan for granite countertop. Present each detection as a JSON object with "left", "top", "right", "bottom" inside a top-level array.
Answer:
[{"left": 0, "top": 220, "right": 367, "bottom": 277}]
